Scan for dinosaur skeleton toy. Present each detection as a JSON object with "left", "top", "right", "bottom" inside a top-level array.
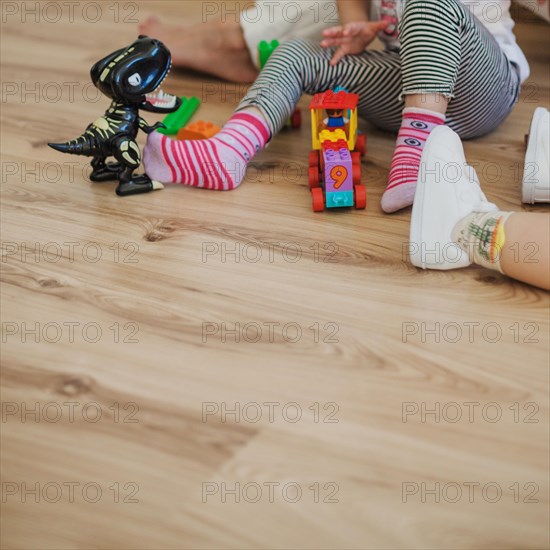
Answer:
[{"left": 49, "top": 36, "right": 181, "bottom": 196}]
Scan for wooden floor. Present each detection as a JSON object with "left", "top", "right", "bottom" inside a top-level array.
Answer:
[{"left": 1, "top": 2, "right": 549, "bottom": 549}]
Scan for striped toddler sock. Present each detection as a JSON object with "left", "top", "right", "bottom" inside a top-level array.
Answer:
[
  {"left": 143, "top": 111, "right": 271, "bottom": 190},
  {"left": 381, "top": 108, "right": 445, "bottom": 213}
]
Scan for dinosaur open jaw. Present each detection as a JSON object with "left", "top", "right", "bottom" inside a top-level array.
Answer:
[{"left": 143, "top": 89, "right": 179, "bottom": 112}]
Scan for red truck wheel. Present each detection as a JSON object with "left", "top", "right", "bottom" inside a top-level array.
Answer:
[
  {"left": 352, "top": 152, "right": 361, "bottom": 184},
  {"left": 352, "top": 161, "right": 362, "bottom": 185},
  {"left": 291, "top": 108, "right": 302, "bottom": 129},
  {"left": 308, "top": 166, "right": 321, "bottom": 189},
  {"left": 356, "top": 134, "right": 367, "bottom": 157},
  {"left": 309, "top": 150, "right": 320, "bottom": 167},
  {"left": 354, "top": 185, "right": 367, "bottom": 209},
  {"left": 312, "top": 188, "right": 324, "bottom": 212}
]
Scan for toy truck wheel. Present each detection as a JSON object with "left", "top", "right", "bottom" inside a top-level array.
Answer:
[
  {"left": 354, "top": 184, "right": 367, "bottom": 209},
  {"left": 309, "top": 150, "right": 320, "bottom": 168},
  {"left": 291, "top": 108, "right": 302, "bottom": 129},
  {"left": 351, "top": 152, "right": 361, "bottom": 182},
  {"left": 356, "top": 134, "right": 367, "bottom": 157},
  {"left": 352, "top": 163, "right": 362, "bottom": 185},
  {"left": 308, "top": 166, "right": 321, "bottom": 189},
  {"left": 312, "top": 188, "right": 325, "bottom": 212}
]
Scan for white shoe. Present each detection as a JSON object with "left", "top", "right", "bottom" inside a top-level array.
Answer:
[
  {"left": 522, "top": 107, "right": 550, "bottom": 204},
  {"left": 409, "top": 126, "right": 498, "bottom": 270}
]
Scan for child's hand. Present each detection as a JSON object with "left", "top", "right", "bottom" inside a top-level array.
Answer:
[{"left": 321, "top": 20, "right": 390, "bottom": 65}]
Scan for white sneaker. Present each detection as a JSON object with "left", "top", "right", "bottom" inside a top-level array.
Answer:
[
  {"left": 409, "top": 126, "right": 498, "bottom": 270},
  {"left": 522, "top": 107, "right": 550, "bottom": 204}
]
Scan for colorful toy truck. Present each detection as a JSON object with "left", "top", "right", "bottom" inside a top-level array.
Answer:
[{"left": 308, "top": 90, "right": 367, "bottom": 212}]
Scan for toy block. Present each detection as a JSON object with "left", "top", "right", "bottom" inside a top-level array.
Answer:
[
  {"left": 158, "top": 96, "right": 201, "bottom": 135},
  {"left": 320, "top": 129, "right": 347, "bottom": 145},
  {"left": 323, "top": 147, "right": 354, "bottom": 193},
  {"left": 177, "top": 120, "right": 221, "bottom": 140},
  {"left": 258, "top": 40, "right": 280, "bottom": 69},
  {"left": 310, "top": 90, "right": 359, "bottom": 111},
  {"left": 325, "top": 191, "right": 354, "bottom": 209},
  {"left": 322, "top": 139, "right": 349, "bottom": 152}
]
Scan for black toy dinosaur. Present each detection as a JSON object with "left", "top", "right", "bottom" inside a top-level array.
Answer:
[{"left": 49, "top": 36, "right": 181, "bottom": 196}]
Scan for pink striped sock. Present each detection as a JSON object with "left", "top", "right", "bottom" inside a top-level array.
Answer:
[
  {"left": 143, "top": 111, "right": 271, "bottom": 190},
  {"left": 381, "top": 108, "right": 445, "bottom": 213}
]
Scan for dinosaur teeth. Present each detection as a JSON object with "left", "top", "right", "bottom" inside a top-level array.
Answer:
[{"left": 145, "top": 88, "right": 177, "bottom": 109}]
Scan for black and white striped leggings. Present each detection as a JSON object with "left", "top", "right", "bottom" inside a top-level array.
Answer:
[{"left": 238, "top": 0, "right": 521, "bottom": 139}]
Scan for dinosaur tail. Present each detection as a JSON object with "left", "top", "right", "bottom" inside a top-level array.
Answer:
[{"left": 48, "top": 134, "right": 93, "bottom": 156}]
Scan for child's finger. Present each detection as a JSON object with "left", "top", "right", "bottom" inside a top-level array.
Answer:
[
  {"left": 330, "top": 46, "right": 347, "bottom": 66},
  {"left": 321, "top": 37, "right": 351, "bottom": 48},
  {"left": 342, "top": 23, "right": 363, "bottom": 37},
  {"left": 343, "top": 28, "right": 360, "bottom": 37},
  {"left": 372, "top": 20, "right": 391, "bottom": 31},
  {"left": 322, "top": 26, "right": 344, "bottom": 37}
]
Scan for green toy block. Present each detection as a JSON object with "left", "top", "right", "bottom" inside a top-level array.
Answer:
[
  {"left": 325, "top": 191, "right": 355, "bottom": 209},
  {"left": 158, "top": 96, "right": 201, "bottom": 135},
  {"left": 258, "top": 40, "right": 280, "bottom": 69}
]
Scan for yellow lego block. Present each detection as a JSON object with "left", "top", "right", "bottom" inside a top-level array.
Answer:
[{"left": 319, "top": 129, "right": 347, "bottom": 144}]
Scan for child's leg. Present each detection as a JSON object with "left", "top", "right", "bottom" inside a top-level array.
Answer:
[
  {"left": 143, "top": 109, "right": 270, "bottom": 190},
  {"left": 138, "top": 18, "right": 258, "bottom": 84},
  {"left": 410, "top": 125, "right": 549, "bottom": 290},
  {"left": 237, "top": 40, "right": 405, "bottom": 134},
  {"left": 499, "top": 215, "right": 550, "bottom": 290},
  {"left": 382, "top": 0, "right": 521, "bottom": 213},
  {"left": 138, "top": 0, "right": 339, "bottom": 83},
  {"left": 453, "top": 212, "right": 550, "bottom": 290},
  {"left": 144, "top": 40, "right": 407, "bottom": 190}
]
